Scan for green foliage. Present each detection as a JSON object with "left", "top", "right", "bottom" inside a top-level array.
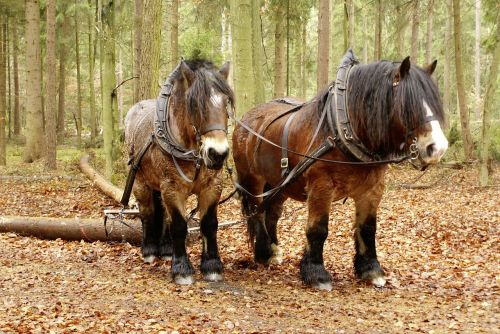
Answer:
[
  {"left": 448, "top": 122, "right": 461, "bottom": 146},
  {"left": 179, "top": 29, "right": 223, "bottom": 64}
]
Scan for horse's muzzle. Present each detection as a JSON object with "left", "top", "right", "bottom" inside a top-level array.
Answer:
[{"left": 206, "top": 148, "right": 228, "bottom": 170}]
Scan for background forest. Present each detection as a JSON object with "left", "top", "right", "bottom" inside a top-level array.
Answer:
[{"left": 0, "top": 0, "right": 498, "bottom": 184}]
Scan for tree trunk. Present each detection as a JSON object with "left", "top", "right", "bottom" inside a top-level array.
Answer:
[
  {"left": 374, "top": 0, "right": 382, "bottom": 60},
  {"left": 479, "top": 11, "right": 499, "bottom": 186},
  {"left": 12, "top": 24, "right": 19, "bottom": 136},
  {"left": 0, "top": 216, "right": 142, "bottom": 246},
  {"left": 300, "top": 17, "right": 307, "bottom": 98},
  {"left": 102, "top": 0, "right": 116, "bottom": 179},
  {"left": 230, "top": 0, "right": 254, "bottom": 116},
  {"left": 57, "top": 16, "right": 69, "bottom": 144},
  {"left": 396, "top": 2, "right": 406, "bottom": 57},
  {"left": 45, "top": 0, "right": 57, "bottom": 170},
  {"left": 425, "top": 0, "right": 434, "bottom": 64},
  {"left": 138, "top": 0, "right": 162, "bottom": 100},
  {"left": 317, "top": 0, "right": 329, "bottom": 90},
  {"left": 133, "top": 0, "right": 142, "bottom": 103},
  {"left": 170, "top": 0, "right": 179, "bottom": 71},
  {"left": 23, "top": 0, "right": 44, "bottom": 163},
  {"left": 274, "top": 6, "right": 285, "bottom": 98},
  {"left": 0, "top": 18, "right": 6, "bottom": 165},
  {"left": 452, "top": 0, "right": 474, "bottom": 160},
  {"left": 411, "top": 0, "right": 420, "bottom": 62},
  {"left": 444, "top": 0, "right": 452, "bottom": 116},
  {"left": 474, "top": 0, "right": 481, "bottom": 121},
  {"left": 362, "top": 6, "right": 368, "bottom": 63},
  {"left": 251, "top": 0, "right": 265, "bottom": 104},
  {"left": 6, "top": 19, "right": 11, "bottom": 140},
  {"left": 88, "top": 0, "right": 97, "bottom": 144},
  {"left": 75, "top": 1, "right": 82, "bottom": 148}
]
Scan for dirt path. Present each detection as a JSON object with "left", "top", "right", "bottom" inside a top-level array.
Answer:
[{"left": 0, "top": 163, "right": 498, "bottom": 333}]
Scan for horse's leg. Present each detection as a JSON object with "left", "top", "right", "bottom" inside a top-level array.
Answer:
[
  {"left": 134, "top": 183, "right": 162, "bottom": 263},
  {"left": 198, "top": 187, "right": 224, "bottom": 282},
  {"left": 300, "top": 178, "right": 333, "bottom": 291},
  {"left": 162, "top": 189, "right": 194, "bottom": 285},
  {"left": 353, "top": 186, "right": 386, "bottom": 287},
  {"left": 264, "top": 190, "right": 286, "bottom": 265},
  {"left": 240, "top": 177, "right": 273, "bottom": 263},
  {"left": 152, "top": 190, "right": 172, "bottom": 260}
]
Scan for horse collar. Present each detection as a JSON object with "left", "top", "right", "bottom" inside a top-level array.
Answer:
[{"left": 327, "top": 49, "right": 378, "bottom": 163}]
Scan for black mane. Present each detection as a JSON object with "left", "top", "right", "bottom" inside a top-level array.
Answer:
[
  {"left": 182, "top": 59, "right": 235, "bottom": 118},
  {"left": 346, "top": 61, "right": 444, "bottom": 154}
]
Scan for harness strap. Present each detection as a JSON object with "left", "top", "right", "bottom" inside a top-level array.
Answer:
[
  {"left": 280, "top": 112, "right": 297, "bottom": 177},
  {"left": 201, "top": 124, "right": 227, "bottom": 135},
  {"left": 121, "top": 134, "right": 154, "bottom": 207}
]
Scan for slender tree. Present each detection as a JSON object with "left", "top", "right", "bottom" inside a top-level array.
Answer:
[
  {"left": 23, "top": 0, "right": 44, "bottom": 163},
  {"left": 0, "top": 17, "right": 6, "bottom": 165},
  {"left": 251, "top": 0, "right": 265, "bottom": 104},
  {"left": 474, "top": 0, "right": 481, "bottom": 120},
  {"left": 411, "top": 0, "right": 420, "bottom": 62},
  {"left": 230, "top": 0, "right": 254, "bottom": 116},
  {"left": 12, "top": 23, "right": 19, "bottom": 136},
  {"left": 452, "top": 0, "right": 474, "bottom": 160},
  {"left": 479, "top": 10, "right": 499, "bottom": 186},
  {"left": 425, "top": 0, "right": 434, "bottom": 64},
  {"left": 45, "top": 0, "right": 57, "bottom": 169},
  {"left": 57, "top": 13, "right": 69, "bottom": 143},
  {"left": 374, "top": 0, "right": 382, "bottom": 60},
  {"left": 138, "top": 0, "right": 162, "bottom": 100},
  {"left": 443, "top": 0, "right": 452, "bottom": 116},
  {"left": 317, "top": 0, "right": 329, "bottom": 90},
  {"left": 274, "top": 5, "right": 286, "bottom": 98},
  {"left": 88, "top": 0, "right": 97, "bottom": 144},
  {"left": 74, "top": 0, "right": 83, "bottom": 148},
  {"left": 133, "top": 0, "right": 142, "bottom": 103},
  {"left": 102, "top": 0, "right": 116, "bottom": 178},
  {"left": 170, "top": 0, "right": 179, "bottom": 70}
]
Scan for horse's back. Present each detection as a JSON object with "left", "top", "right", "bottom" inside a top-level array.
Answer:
[{"left": 125, "top": 99, "right": 156, "bottom": 149}]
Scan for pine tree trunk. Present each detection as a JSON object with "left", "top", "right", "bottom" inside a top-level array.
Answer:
[
  {"left": 75, "top": 2, "right": 83, "bottom": 148},
  {"left": 0, "top": 18, "right": 6, "bottom": 165},
  {"left": 170, "top": 0, "right": 179, "bottom": 70},
  {"left": 425, "top": 0, "right": 434, "bottom": 64},
  {"left": 479, "top": 10, "right": 499, "bottom": 186},
  {"left": 411, "top": 0, "right": 420, "bottom": 62},
  {"left": 138, "top": 0, "right": 162, "bottom": 100},
  {"left": 57, "top": 16, "right": 69, "bottom": 144},
  {"left": 444, "top": 0, "right": 452, "bottom": 116},
  {"left": 102, "top": 0, "right": 116, "bottom": 179},
  {"left": 23, "top": 0, "right": 44, "bottom": 163},
  {"left": 45, "top": 0, "right": 57, "bottom": 170},
  {"left": 6, "top": 19, "right": 11, "bottom": 140},
  {"left": 274, "top": 7, "right": 285, "bottom": 98},
  {"left": 12, "top": 22, "right": 20, "bottom": 136},
  {"left": 317, "top": 0, "right": 329, "bottom": 90},
  {"left": 251, "top": 0, "right": 265, "bottom": 104},
  {"left": 452, "top": 0, "right": 474, "bottom": 160},
  {"left": 133, "top": 0, "right": 142, "bottom": 103},
  {"left": 88, "top": 0, "right": 97, "bottom": 144},
  {"left": 230, "top": 0, "right": 254, "bottom": 116},
  {"left": 474, "top": 0, "right": 481, "bottom": 121},
  {"left": 374, "top": 0, "right": 382, "bottom": 60}
]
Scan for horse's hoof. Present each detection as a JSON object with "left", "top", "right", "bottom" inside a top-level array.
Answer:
[
  {"left": 371, "top": 276, "right": 386, "bottom": 288},
  {"left": 312, "top": 281, "right": 332, "bottom": 291},
  {"left": 267, "top": 244, "right": 283, "bottom": 265},
  {"left": 143, "top": 255, "right": 157, "bottom": 264},
  {"left": 174, "top": 275, "right": 195, "bottom": 285},
  {"left": 204, "top": 272, "right": 223, "bottom": 282}
]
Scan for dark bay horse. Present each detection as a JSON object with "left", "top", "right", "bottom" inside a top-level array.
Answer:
[
  {"left": 232, "top": 51, "right": 448, "bottom": 290},
  {"left": 125, "top": 60, "right": 234, "bottom": 284}
]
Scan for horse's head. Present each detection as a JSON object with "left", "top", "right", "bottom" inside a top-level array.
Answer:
[
  {"left": 391, "top": 57, "right": 448, "bottom": 168},
  {"left": 179, "top": 60, "right": 234, "bottom": 170}
]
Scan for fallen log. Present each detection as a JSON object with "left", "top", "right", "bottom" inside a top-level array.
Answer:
[
  {"left": 0, "top": 216, "right": 142, "bottom": 245},
  {"left": 79, "top": 154, "right": 136, "bottom": 207}
]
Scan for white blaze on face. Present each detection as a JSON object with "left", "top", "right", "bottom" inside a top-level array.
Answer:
[
  {"left": 200, "top": 89, "right": 229, "bottom": 165},
  {"left": 210, "top": 89, "right": 224, "bottom": 108},
  {"left": 421, "top": 99, "right": 448, "bottom": 162}
]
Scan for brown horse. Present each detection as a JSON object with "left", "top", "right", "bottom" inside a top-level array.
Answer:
[
  {"left": 232, "top": 51, "right": 448, "bottom": 290},
  {"left": 125, "top": 59, "right": 234, "bottom": 284}
]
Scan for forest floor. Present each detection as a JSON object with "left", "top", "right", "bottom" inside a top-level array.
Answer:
[{"left": 0, "top": 151, "right": 498, "bottom": 333}]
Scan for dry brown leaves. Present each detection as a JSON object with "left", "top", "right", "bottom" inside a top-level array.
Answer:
[{"left": 0, "top": 161, "right": 498, "bottom": 333}]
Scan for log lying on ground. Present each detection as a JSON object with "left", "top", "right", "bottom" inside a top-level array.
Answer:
[
  {"left": 0, "top": 216, "right": 142, "bottom": 245},
  {"left": 79, "top": 154, "right": 136, "bottom": 206}
]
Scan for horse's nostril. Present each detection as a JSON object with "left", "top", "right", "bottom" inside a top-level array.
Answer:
[{"left": 426, "top": 143, "right": 435, "bottom": 157}]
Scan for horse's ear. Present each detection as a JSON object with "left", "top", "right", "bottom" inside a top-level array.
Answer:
[
  {"left": 219, "top": 62, "right": 230, "bottom": 80},
  {"left": 426, "top": 60, "right": 437, "bottom": 75},
  {"left": 180, "top": 61, "right": 195, "bottom": 87},
  {"left": 398, "top": 56, "right": 411, "bottom": 79}
]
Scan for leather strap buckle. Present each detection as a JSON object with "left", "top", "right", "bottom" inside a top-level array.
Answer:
[{"left": 280, "top": 158, "right": 289, "bottom": 168}]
